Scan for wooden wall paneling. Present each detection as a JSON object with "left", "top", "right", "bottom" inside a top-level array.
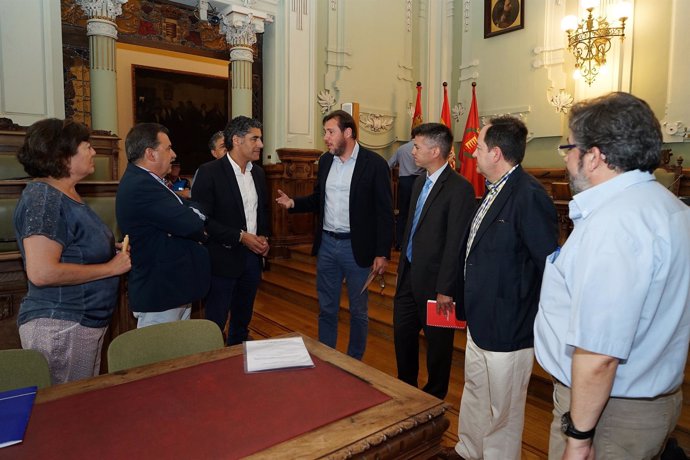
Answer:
[{"left": 268, "top": 148, "right": 322, "bottom": 257}]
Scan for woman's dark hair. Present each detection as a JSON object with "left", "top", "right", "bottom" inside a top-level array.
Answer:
[{"left": 17, "top": 118, "right": 91, "bottom": 179}]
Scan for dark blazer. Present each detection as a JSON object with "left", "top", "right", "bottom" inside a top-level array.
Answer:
[
  {"left": 457, "top": 165, "right": 558, "bottom": 352},
  {"left": 397, "top": 166, "right": 477, "bottom": 304},
  {"left": 291, "top": 147, "right": 394, "bottom": 267},
  {"left": 191, "top": 156, "right": 270, "bottom": 278},
  {"left": 116, "top": 163, "right": 210, "bottom": 312}
]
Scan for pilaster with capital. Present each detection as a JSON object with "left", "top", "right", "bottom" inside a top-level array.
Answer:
[{"left": 75, "top": 0, "right": 127, "bottom": 133}]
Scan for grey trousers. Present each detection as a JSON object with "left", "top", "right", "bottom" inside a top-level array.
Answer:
[{"left": 549, "top": 380, "right": 682, "bottom": 460}]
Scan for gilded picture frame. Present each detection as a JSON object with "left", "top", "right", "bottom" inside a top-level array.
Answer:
[{"left": 485, "top": 0, "right": 525, "bottom": 38}]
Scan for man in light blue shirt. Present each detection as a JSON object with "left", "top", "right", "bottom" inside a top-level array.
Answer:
[
  {"left": 534, "top": 92, "right": 690, "bottom": 459},
  {"left": 276, "top": 110, "right": 393, "bottom": 359},
  {"left": 388, "top": 137, "right": 424, "bottom": 249}
]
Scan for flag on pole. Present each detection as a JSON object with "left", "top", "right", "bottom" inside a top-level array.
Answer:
[
  {"left": 440, "top": 81, "right": 451, "bottom": 128},
  {"left": 440, "top": 82, "right": 456, "bottom": 169},
  {"left": 412, "top": 82, "right": 423, "bottom": 129},
  {"left": 459, "top": 82, "right": 485, "bottom": 197}
]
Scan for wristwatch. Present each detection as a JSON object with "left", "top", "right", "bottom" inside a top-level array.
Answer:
[{"left": 561, "top": 411, "right": 596, "bottom": 440}]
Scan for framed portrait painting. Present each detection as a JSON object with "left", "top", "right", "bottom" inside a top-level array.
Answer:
[{"left": 485, "top": 0, "right": 524, "bottom": 38}]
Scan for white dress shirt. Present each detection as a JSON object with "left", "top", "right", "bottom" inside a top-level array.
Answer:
[{"left": 228, "top": 154, "right": 258, "bottom": 235}]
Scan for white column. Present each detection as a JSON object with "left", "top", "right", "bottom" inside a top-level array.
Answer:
[
  {"left": 220, "top": 5, "right": 272, "bottom": 118},
  {"left": 75, "top": 0, "right": 127, "bottom": 133}
]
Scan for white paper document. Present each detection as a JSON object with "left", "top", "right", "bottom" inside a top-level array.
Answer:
[{"left": 244, "top": 337, "right": 315, "bottom": 373}]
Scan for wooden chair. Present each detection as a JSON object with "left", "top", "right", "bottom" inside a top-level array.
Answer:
[
  {"left": 0, "top": 349, "right": 51, "bottom": 392},
  {"left": 654, "top": 149, "right": 684, "bottom": 196},
  {"left": 107, "top": 319, "right": 224, "bottom": 372}
]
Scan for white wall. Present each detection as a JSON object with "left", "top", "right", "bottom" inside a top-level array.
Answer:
[{"left": 0, "top": 0, "right": 64, "bottom": 125}]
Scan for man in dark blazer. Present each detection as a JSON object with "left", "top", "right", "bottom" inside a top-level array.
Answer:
[
  {"left": 450, "top": 116, "right": 558, "bottom": 460},
  {"left": 276, "top": 110, "right": 393, "bottom": 359},
  {"left": 394, "top": 123, "right": 476, "bottom": 400},
  {"left": 116, "top": 123, "right": 210, "bottom": 328},
  {"left": 192, "top": 116, "right": 270, "bottom": 345}
]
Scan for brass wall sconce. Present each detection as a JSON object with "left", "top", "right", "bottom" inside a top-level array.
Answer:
[{"left": 561, "top": 1, "right": 632, "bottom": 86}]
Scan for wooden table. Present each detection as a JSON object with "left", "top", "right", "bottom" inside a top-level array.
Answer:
[{"left": 6, "top": 333, "right": 449, "bottom": 459}]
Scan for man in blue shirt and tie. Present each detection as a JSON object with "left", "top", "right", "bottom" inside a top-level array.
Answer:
[{"left": 393, "top": 122, "right": 476, "bottom": 400}]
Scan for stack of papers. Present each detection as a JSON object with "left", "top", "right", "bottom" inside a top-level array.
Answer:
[
  {"left": 0, "top": 386, "right": 37, "bottom": 448},
  {"left": 244, "top": 337, "right": 315, "bottom": 373}
]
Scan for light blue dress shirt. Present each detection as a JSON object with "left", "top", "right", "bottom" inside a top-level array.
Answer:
[
  {"left": 388, "top": 140, "right": 424, "bottom": 177},
  {"left": 323, "top": 143, "right": 360, "bottom": 233},
  {"left": 534, "top": 170, "right": 690, "bottom": 398}
]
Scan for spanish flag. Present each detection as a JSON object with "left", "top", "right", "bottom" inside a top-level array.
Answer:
[{"left": 459, "top": 82, "right": 484, "bottom": 197}]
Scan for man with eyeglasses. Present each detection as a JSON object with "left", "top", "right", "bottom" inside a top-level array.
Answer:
[
  {"left": 450, "top": 116, "right": 558, "bottom": 460},
  {"left": 534, "top": 92, "right": 690, "bottom": 459},
  {"left": 393, "top": 123, "right": 476, "bottom": 401}
]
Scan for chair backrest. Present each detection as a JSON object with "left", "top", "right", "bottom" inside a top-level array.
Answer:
[
  {"left": 654, "top": 149, "right": 684, "bottom": 196},
  {"left": 107, "top": 319, "right": 224, "bottom": 373},
  {"left": 0, "top": 349, "right": 51, "bottom": 392}
]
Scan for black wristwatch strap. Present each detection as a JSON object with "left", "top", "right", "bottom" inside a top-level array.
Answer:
[{"left": 561, "top": 411, "right": 596, "bottom": 440}]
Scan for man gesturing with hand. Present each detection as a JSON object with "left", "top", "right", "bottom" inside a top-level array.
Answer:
[{"left": 276, "top": 110, "right": 393, "bottom": 360}]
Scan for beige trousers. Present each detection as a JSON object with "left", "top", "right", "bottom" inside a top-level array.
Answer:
[
  {"left": 455, "top": 329, "right": 534, "bottom": 460},
  {"left": 549, "top": 381, "right": 682, "bottom": 460}
]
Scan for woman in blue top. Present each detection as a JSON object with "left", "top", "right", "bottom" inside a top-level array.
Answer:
[{"left": 13, "top": 118, "right": 131, "bottom": 384}]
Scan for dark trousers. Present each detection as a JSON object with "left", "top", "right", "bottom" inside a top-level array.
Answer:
[
  {"left": 393, "top": 260, "right": 455, "bottom": 399},
  {"left": 204, "top": 251, "right": 262, "bottom": 346},
  {"left": 396, "top": 175, "right": 418, "bottom": 247}
]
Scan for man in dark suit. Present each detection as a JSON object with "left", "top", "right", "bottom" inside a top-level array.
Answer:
[
  {"left": 116, "top": 123, "right": 210, "bottom": 328},
  {"left": 192, "top": 116, "right": 270, "bottom": 345},
  {"left": 452, "top": 116, "right": 558, "bottom": 460},
  {"left": 394, "top": 123, "right": 476, "bottom": 400},
  {"left": 275, "top": 110, "right": 393, "bottom": 359}
]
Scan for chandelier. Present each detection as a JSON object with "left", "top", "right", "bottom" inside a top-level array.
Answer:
[{"left": 561, "top": 2, "right": 631, "bottom": 86}]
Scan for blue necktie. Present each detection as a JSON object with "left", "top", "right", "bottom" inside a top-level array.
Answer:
[{"left": 406, "top": 177, "right": 433, "bottom": 262}]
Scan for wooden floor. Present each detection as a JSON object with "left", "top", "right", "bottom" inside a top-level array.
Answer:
[
  {"left": 250, "top": 290, "right": 554, "bottom": 459},
  {"left": 250, "top": 246, "right": 554, "bottom": 459},
  {"left": 250, "top": 245, "right": 690, "bottom": 459}
]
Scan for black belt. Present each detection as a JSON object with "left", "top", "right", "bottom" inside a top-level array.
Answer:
[{"left": 323, "top": 230, "right": 351, "bottom": 239}]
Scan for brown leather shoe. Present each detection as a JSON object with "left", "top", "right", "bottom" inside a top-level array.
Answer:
[{"left": 436, "top": 445, "right": 464, "bottom": 459}]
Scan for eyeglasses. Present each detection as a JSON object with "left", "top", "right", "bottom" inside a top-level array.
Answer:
[
  {"left": 376, "top": 274, "right": 386, "bottom": 295},
  {"left": 557, "top": 144, "right": 577, "bottom": 157}
]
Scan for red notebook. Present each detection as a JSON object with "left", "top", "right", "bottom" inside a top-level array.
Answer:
[{"left": 426, "top": 300, "right": 466, "bottom": 329}]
